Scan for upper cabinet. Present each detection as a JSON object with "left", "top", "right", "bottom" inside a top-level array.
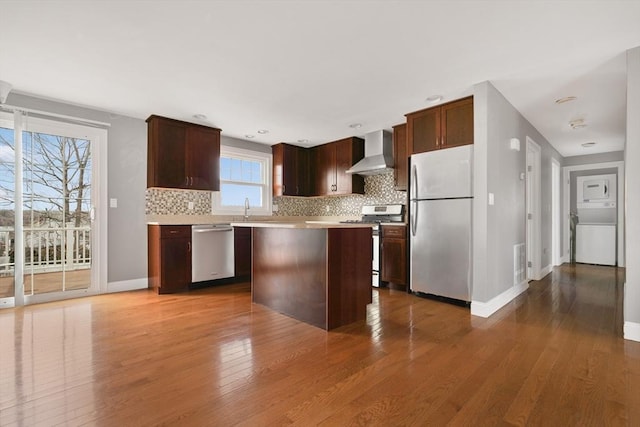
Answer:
[
  {"left": 147, "top": 115, "right": 221, "bottom": 191},
  {"left": 313, "top": 137, "right": 364, "bottom": 196},
  {"left": 272, "top": 143, "right": 311, "bottom": 197},
  {"left": 406, "top": 96, "right": 473, "bottom": 155},
  {"left": 392, "top": 123, "right": 408, "bottom": 191}
]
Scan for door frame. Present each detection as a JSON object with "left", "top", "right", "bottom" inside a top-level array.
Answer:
[
  {"left": 0, "top": 112, "right": 107, "bottom": 307},
  {"left": 562, "top": 161, "right": 625, "bottom": 266},
  {"left": 551, "top": 158, "right": 562, "bottom": 266},
  {"left": 526, "top": 137, "right": 542, "bottom": 280}
]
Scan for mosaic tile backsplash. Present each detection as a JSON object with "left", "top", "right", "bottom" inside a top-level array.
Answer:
[{"left": 146, "top": 172, "right": 407, "bottom": 216}]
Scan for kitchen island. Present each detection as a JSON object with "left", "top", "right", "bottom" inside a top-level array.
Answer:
[{"left": 232, "top": 222, "right": 374, "bottom": 330}]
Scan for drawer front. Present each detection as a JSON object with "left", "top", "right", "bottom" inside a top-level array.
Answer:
[
  {"left": 160, "top": 225, "right": 191, "bottom": 238},
  {"left": 382, "top": 225, "right": 406, "bottom": 239}
]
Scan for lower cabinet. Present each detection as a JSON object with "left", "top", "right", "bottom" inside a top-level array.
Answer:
[
  {"left": 148, "top": 225, "right": 192, "bottom": 294},
  {"left": 381, "top": 225, "right": 407, "bottom": 287},
  {"left": 234, "top": 227, "right": 252, "bottom": 278}
]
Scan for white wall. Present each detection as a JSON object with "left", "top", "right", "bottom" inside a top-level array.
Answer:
[
  {"left": 472, "top": 81, "right": 563, "bottom": 315},
  {"left": 624, "top": 47, "right": 640, "bottom": 341}
]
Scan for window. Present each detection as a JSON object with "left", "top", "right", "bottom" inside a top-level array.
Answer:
[{"left": 212, "top": 146, "right": 272, "bottom": 216}]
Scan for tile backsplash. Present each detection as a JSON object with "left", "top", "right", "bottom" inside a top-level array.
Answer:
[{"left": 146, "top": 172, "right": 406, "bottom": 216}]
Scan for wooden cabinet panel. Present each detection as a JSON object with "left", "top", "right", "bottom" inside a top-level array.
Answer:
[
  {"left": 147, "top": 115, "right": 221, "bottom": 191},
  {"left": 272, "top": 143, "right": 311, "bottom": 196},
  {"left": 147, "top": 118, "right": 187, "bottom": 188},
  {"left": 392, "top": 123, "right": 408, "bottom": 191},
  {"left": 234, "top": 227, "right": 251, "bottom": 278},
  {"left": 408, "top": 108, "right": 440, "bottom": 154},
  {"left": 186, "top": 126, "right": 220, "bottom": 191},
  {"left": 381, "top": 225, "right": 407, "bottom": 286},
  {"left": 313, "top": 137, "right": 364, "bottom": 196},
  {"left": 148, "top": 225, "right": 191, "bottom": 294},
  {"left": 314, "top": 143, "right": 335, "bottom": 196},
  {"left": 441, "top": 97, "right": 474, "bottom": 148},
  {"left": 406, "top": 96, "right": 473, "bottom": 155}
]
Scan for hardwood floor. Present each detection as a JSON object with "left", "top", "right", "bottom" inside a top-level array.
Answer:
[{"left": 0, "top": 263, "right": 638, "bottom": 426}]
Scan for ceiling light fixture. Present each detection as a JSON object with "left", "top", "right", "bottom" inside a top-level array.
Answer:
[
  {"left": 257, "top": 129, "right": 269, "bottom": 134},
  {"left": 581, "top": 142, "right": 596, "bottom": 147},
  {"left": 245, "top": 134, "right": 255, "bottom": 139},
  {"left": 555, "top": 96, "right": 577, "bottom": 104},
  {"left": 192, "top": 114, "right": 207, "bottom": 120},
  {"left": 569, "top": 118, "right": 587, "bottom": 129},
  {"left": 349, "top": 123, "right": 362, "bottom": 129},
  {"left": 297, "top": 139, "right": 309, "bottom": 144},
  {"left": 426, "top": 95, "right": 443, "bottom": 103}
]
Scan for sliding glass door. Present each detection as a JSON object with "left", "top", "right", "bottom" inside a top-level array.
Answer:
[{"left": 0, "top": 112, "right": 105, "bottom": 306}]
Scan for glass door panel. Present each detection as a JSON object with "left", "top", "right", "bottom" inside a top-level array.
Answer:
[{"left": 23, "top": 130, "right": 92, "bottom": 296}]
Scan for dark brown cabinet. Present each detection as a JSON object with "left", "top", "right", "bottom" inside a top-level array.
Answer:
[
  {"left": 272, "top": 143, "right": 311, "bottom": 196},
  {"left": 147, "top": 115, "right": 221, "bottom": 191},
  {"left": 234, "top": 227, "right": 251, "bottom": 278},
  {"left": 406, "top": 96, "right": 473, "bottom": 155},
  {"left": 148, "top": 225, "right": 192, "bottom": 294},
  {"left": 392, "top": 123, "right": 408, "bottom": 191},
  {"left": 381, "top": 225, "right": 407, "bottom": 286},
  {"left": 313, "top": 137, "right": 364, "bottom": 196}
]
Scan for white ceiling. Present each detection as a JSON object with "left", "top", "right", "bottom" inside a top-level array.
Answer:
[{"left": 2, "top": 1, "right": 639, "bottom": 157}]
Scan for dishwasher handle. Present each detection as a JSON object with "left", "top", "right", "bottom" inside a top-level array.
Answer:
[{"left": 193, "top": 226, "right": 233, "bottom": 233}]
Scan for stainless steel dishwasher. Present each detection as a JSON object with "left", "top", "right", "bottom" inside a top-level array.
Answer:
[{"left": 191, "top": 224, "right": 235, "bottom": 282}]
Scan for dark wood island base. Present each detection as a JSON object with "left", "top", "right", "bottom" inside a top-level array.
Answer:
[{"left": 250, "top": 226, "right": 373, "bottom": 330}]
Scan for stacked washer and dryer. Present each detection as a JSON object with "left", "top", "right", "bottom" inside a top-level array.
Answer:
[{"left": 575, "top": 174, "right": 617, "bottom": 266}]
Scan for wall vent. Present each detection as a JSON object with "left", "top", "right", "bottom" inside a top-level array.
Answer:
[{"left": 514, "top": 243, "right": 526, "bottom": 285}]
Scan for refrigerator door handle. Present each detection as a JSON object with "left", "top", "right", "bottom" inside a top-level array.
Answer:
[
  {"left": 410, "top": 200, "right": 418, "bottom": 237},
  {"left": 411, "top": 164, "right": 418, "bottom": 201}
]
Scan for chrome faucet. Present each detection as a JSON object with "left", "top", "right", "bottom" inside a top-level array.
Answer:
[{"left": 244, "top": 197, "right": 250, "bottom": 221}]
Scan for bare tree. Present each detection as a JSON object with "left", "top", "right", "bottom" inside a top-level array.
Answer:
[{"left": 0, "top": 128, "right": 91, "bottom": 227}]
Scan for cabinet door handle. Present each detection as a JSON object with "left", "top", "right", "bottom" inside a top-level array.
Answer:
[
  {"left": 282, "top": 184, "right": 286, "bottom": 193},
  {"left": 187, "top": 242, "right": 191, "bottom": 252}
]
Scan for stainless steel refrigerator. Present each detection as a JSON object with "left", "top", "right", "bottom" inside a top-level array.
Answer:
[{"left": 409, "top": 145, "right": 473, "bottom": 303}]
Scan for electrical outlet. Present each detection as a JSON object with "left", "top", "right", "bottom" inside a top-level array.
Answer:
[
  {"left": 325, "top": 205, "right": 330, "bottom": 213},
  {"left": 188, "top": 201, "right": 194, "bottom": 210},
  {"left": 272, "top": 204, "right": 279, "bottom": 212}
]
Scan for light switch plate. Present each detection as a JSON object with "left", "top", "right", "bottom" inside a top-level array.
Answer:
[
  {"left": 109, "top": 198, "right": 118, "bottom": 208},
  {"left": 188, "top": 201, "right": 194, "bottom": 210},
  {"left": 488, "top": 193, "right": 495, "bottom": 205}
]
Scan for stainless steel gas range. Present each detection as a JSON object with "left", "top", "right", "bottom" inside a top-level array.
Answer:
[{"left": 342, "top": 204, "right": 405, "bottom": 287}]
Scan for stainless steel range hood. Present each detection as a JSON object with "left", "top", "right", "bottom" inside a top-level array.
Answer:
[{"left": 345, "top": 130, "right": 393, "bottom": 175}]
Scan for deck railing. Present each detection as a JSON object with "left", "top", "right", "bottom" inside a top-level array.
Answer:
[{"left": 0, "top": 225, "right": 91, "bottom": 276}]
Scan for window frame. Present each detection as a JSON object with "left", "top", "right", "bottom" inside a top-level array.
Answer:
[{"left": 212, "top": 145, "right": 272, "bottom": 216}]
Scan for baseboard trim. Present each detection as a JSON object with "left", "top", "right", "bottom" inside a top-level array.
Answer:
[
  {"left": 107, "top": 278, "right": 148, "bottom": 293},
  {"left": 624, "top": 321, "right": 640, "bottom": 342},
  {"left": 540, "top": 264, "right": 553, "bottom": 279},
  {"left": 471, "top": 280, "right": 529, "bottom": 318}
]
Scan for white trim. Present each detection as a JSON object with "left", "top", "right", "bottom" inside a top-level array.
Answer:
[
  {"left": 213, "top": 145, "right": 273, "bottom": 216},
  {"left": 107, "top": 278, "right": 148, "bottom": 293},
  {"left": 624, "top": 321, "right": 640, "bottom": 342},
  {"left": 0, "top": 112, "right": 108, "bottom": 304},
  {"left": 551, "top": 158, "right": 562, "bottom": 266},
  {"left": 0, "top": 297, "right": 15, "bottom": 309},
  {"left": 471, "top": 280, "right": 529, "bottom": 318},
  {"left": 562, "top": 161, "right": 624, "bottom": 267},
  {"left": 540, "top": 264, "right": 553, "bottom": 278},
  {"left": 526, "top": 137, "right": 542, "bottom": 280}
]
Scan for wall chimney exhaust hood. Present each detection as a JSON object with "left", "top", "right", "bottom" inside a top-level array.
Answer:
[{"left": 345, "top": 130, "right": 393, "bottom": 175}]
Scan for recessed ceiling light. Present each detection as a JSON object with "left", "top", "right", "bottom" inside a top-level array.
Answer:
[
  {"left": 555, "top": 96, "right": 577, "bottom": 104},
  {"left": 569, "top": 118, "right": 587, "bottom": 129},
  {"left": 426, "top": 95, "right": 443, "bottom": 103},
  {"left": 581, "top": 142, "right": 596, "bottom": 147},
  {"left": 245, "top": 134, "right": 255, "bottom": 139},
  {"left": 297, "top": 139, "right": 309, "bottom": 144},
  {"left": 193, "top": 114, "right": 207, "bottom": 120},
  {"left": 349, "top": 123, "right": 362, "bottom": 129},
  {"left": 257, "top": 129, "right": 269, "bottom": 134}
]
